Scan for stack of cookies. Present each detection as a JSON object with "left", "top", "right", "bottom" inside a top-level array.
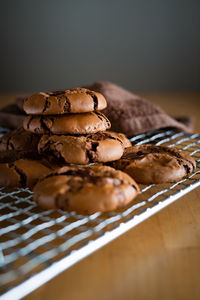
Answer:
[
  {"left": 0, "top": 88, "right": 139, "bottom": 214},
  {"left": 15, "top": 88, "right": 140, "bottom": 214},
  {"left": 23, "top": 88, "right": 131, "bottom": 165}
]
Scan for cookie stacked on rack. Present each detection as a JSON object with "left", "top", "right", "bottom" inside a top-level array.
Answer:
[{"left": 23, "top": 88, "right": 131, "bottom": 164}]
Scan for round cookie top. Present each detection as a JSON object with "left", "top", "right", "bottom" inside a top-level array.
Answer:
[
  {"left": 38, "top": 131, "right": 130, "bottom": 165},
  {"left": 0, "top": 159, "right": 56, "bottom": 188},
  {"left": 23, "top": 112, "right": 111, "bottom": 135},
  {"left": 33, "top": 165, "right": 139, "bottom": 214},
  {"left": 23, "top": 88, "right": 107, "bottom": 115},
  {"left": 111, "top": 144, "right": 196, "bottom": 184}
]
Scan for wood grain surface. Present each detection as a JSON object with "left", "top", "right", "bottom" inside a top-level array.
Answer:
[{"left": 0, "top": 93, "right": 200, "bottom": 300}]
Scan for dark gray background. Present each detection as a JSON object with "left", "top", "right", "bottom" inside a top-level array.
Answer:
[{"left": 0, "top": 0, "right": 200, "bottom": 93}]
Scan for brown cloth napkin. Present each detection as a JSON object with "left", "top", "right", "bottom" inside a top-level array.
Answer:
[
  {"left": 0, "top": 82, "right": 193, "bottom": 135},
  {"left": 87, "top": 82, "right": 193, "bottom": 135}
]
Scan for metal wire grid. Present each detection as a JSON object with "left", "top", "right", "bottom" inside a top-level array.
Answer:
[{"left": 0, "top": 128, "right": 200, "bottom": 300}]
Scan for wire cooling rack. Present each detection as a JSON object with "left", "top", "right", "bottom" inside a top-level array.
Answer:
[{"left": 0, "top": 128, "right": 200, "bottom": 300}]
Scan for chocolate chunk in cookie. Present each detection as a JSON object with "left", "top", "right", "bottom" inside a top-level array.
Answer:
[
  {"left": 23, "top": 88, "right": 107, "bottom": 115},
  {"left": 0, "top": 159, "right": 56, "bottom": 188},
  {"left": 38, "top": 131, "right": 130, "bottom": 164},
  {"left": 23, "top": 112, "right": 111, "bottom": 135},
  {"left": 33, "top": 165, "right": 139, "bottom": 214},
  {"left": 111, "top": 144, "right": 196, "bottom": 184}
]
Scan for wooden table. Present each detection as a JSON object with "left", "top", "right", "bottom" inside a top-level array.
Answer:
[{"left": 1, "top": 93, "right": 200, "bottom": 300}]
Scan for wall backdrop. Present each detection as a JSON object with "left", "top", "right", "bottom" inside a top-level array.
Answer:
[{"left": 0, "top": 0, "right": 200, "bottom": 92}]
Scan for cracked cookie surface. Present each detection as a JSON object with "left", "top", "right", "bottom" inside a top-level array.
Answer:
[
  {"left": 0, "top": 159, "right": 56, "bottom": 188},
  {"left": 110, "top": 144, "right": 196, "bottom": 184},
  {"left": 23, "top": 112, "right": 111, "bottom": 134},
  {"left": 33, "top": 165, "right": 139, "bottom": 214},
  {"left": 23, "top": 88, "right": 107, "bottom": 115},
  {"left": 0, "top": 127, "right": 40, "bottom": 163},
  {"left": 38, "top": 131, "right": 130, "bottom": 164}
]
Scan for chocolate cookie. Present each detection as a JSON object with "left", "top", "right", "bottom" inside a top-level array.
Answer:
[
  {"left": 33, "top": 165, "right": 139, "bottom": 214},
  {"left": 0, "top": 159, "right": 56, "bottom": 188},
  {"left": 24, "top": 112, "right": 111, "bottom": 135},
  {"left": 38, "top": 131, "right": 130, "bottom": 165},
  {"left": 111, "top": 144, "right": 196, "bottom": 184},
  {"left": 0, "top": 127, "right": 40, "bottom": 163},
  {"left": 107, "top": 131, "right": 131, "bottom": 148},
  {"left": 23, "top": 88, "right": 107, "bottom": 115}
]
